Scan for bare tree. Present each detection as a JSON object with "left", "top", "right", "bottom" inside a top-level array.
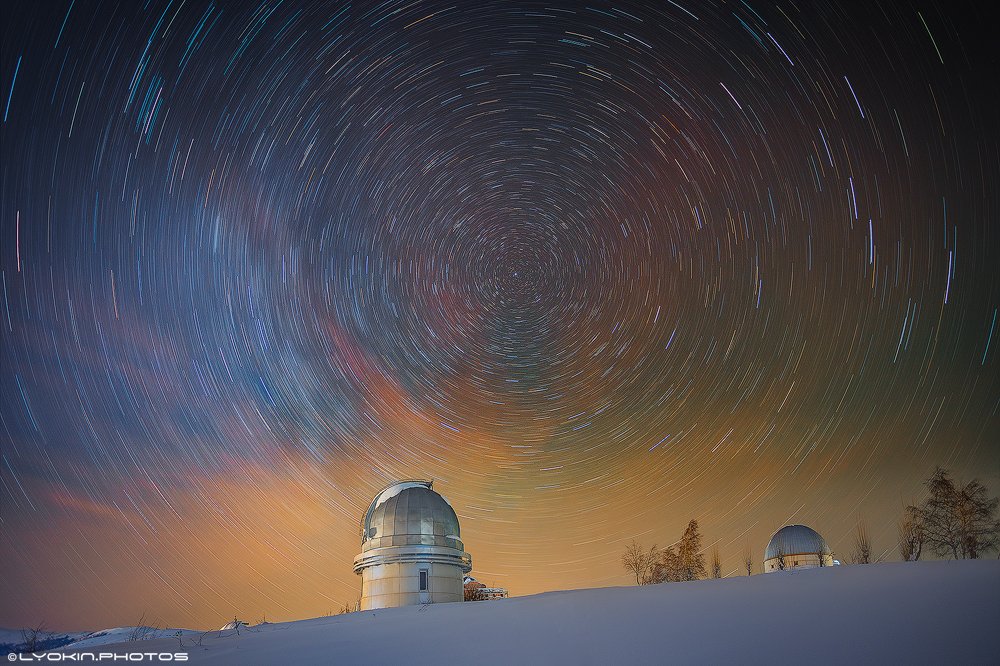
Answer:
[
  {"left": 127, "top": 612, "right": 158, "bottom": 641},
  {"left": 909, "top": 467, "right": 1000, "bottom": 559},
  {"left": 743, "top": 544, "right": 753, "bottom": 576},
  {"left": 622, "top": 540, "right": 648, "bottom": 585},
  {"left": 912, "top": 468, "right": 962, "bottom": 558},
  {"left": 126, "top": 613, "right": 144, "bottom": 642},
  {"left": 642, "top": 545, "right": 662, "bottom": 584},
  {"left": 711, "top": 546, "right": 722, "bottom": 579},
  {"left": 774, "top": 547, "right": 786, "bottom": 571},
  {"left": 956, "top": 478, "right": 1000, "bottom": 558},
  {"left": 623, "top": 541, "right": 663, "bottom": 584},
  {"left": 20, "top": 621, "right": 47, "bottom": 652},
  {"left": 850, "top": 521, "right": 873, "bottom": 564},
  {"left": 898, "top": 505, "right": 924, "bottom": 561}
]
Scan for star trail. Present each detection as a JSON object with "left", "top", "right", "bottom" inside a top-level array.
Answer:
[{"left": 1, "top": 0, "right": 997, "bottom": 630}]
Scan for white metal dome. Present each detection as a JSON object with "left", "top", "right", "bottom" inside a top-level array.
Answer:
[
  {"left": 360, "top": 480, "right": 464, "bottom": 552},
  {"left": 764, "top": 524, "right": 832, "bottom": 560}
]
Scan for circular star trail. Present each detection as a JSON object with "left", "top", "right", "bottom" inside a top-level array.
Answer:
[{"left": 1, "top": 0, "right": 997, "bottom": 629}]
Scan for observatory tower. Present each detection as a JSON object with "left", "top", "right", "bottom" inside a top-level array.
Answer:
[{"left": 353, "top": 480, "right": 472, "bottom": 609}]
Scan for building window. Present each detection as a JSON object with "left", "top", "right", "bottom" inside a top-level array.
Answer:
[{"left": 419, "top": 570, "right": 428, "bottom": 591}]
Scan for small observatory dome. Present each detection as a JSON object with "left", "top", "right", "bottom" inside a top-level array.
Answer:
[
  {"left": 763, "top": 524, "right": 834, "bottom": 572},
  {"left": 353, "top": 480, "right": 472, "bottom": 609}
]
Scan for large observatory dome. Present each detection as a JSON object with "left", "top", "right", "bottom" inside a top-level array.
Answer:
[
  {"left": 765, "top": 525, "right": 831, "bottom": 560},
  {"left": 361, "top": 480, "right": 464, "bottom": 551},
  {"left": 763, "top": 524, "right": 835, "bottom": 572}
]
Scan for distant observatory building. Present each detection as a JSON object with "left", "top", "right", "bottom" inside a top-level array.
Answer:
[
  {"left": 353, "top": 480, "right": 472, "bottom": 609},
  {"left": 763, "top": 524, "right": 835, "bottom": 572}
]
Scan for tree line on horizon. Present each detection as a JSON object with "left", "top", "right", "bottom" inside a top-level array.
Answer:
[
  {"left": 622, "top": 519, "right": 712, "bottom": 585},
  {"left": 622, "top": 466, "right": 1000, "bottom": 584}
]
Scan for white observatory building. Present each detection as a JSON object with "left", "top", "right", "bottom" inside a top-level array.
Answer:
[
  {"left": 353, "top": 480, "right": 472, "bottom": 609},
  {"left": 763, "top": 524, "right": 835, "bottom": 572}
]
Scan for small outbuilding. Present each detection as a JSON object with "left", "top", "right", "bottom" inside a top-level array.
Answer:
[{"left": 463, "top": 575, "right": 508, "bottom": 601}]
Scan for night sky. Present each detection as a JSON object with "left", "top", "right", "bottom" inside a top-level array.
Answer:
[{"left": 2, "top": 0, "right": 997, "bottom": 631}]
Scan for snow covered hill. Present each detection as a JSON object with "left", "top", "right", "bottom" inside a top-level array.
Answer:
[
  {"left": 0, "top": 626, "right": 210, "bottom": 654},
  {"left": 0, "top": 628, "right": 90, "bottom": 654},
  {"left": 44, "top": 560, "right": 1000, "bottom": 664}
]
